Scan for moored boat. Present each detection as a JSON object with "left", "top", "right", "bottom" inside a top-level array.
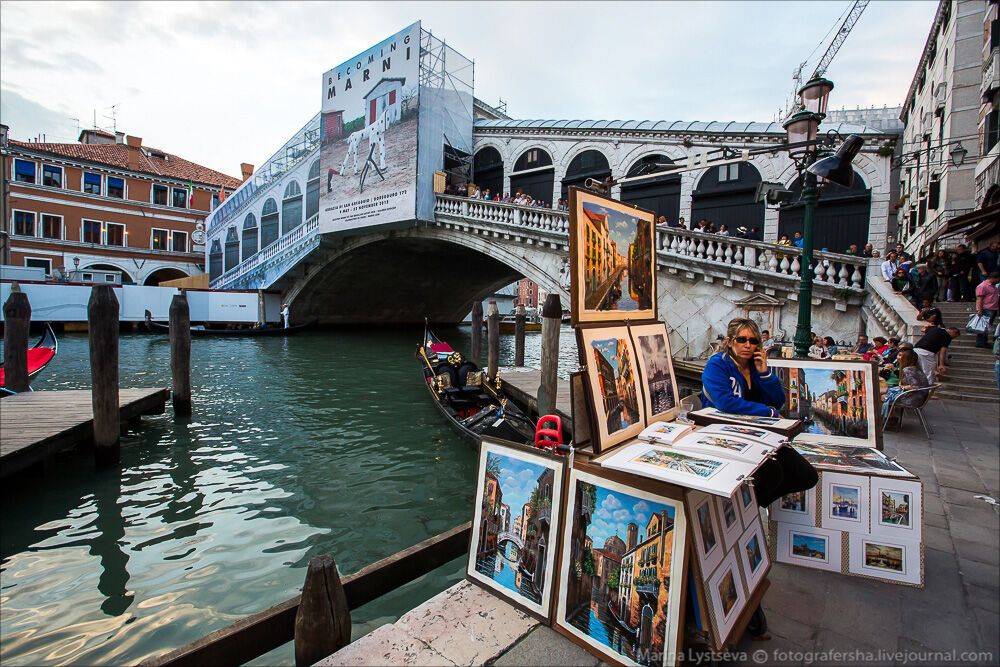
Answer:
[
  {"left": 417, "top": 323, "right": 536, "bottom": 445},
  {"left": 0, "top": 323, "right": 58, "bottom": 395},
  {"left": 144, "top": 310, "right": 316, "bottom": 337}
]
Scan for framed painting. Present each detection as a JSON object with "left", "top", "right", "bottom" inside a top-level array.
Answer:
[
  {"left": 870, "top": 477, "right": 922, "bottom": 543},
  {"left": 638, "top": 420, "right": 694, "bottom": 445},
  {"left": 629, "top": 322, "right": 680, "bottom": 423},
  {"left": 570, "top": 370, "right": 593, "bottom": 451},
  {"left": 790, "top": 441, "right": 914, "bottom": 478},
  {"left": 467, "top": 438, "right": 566, "bottom": 621},
  {"left": 714, "top": 492, "right": 744, "bottom": 552},
  {"left": 774, "top": 523, "right": 843, "bottom": 573},
  {"left": 737, "top": 483, "right": 760, "bottom": 528},
  {"left": 577, "top": 325, "right": 647, "bottom": 453},
  {"left": 704, "top": 550, "right": 747, "bottom": 647},
  {"left": 736, "top": 520, "right": 770, "bottom": 596},
  {"left": 553, "top": 462, "right": 688, "bottom": 666},
  {"left": 768, "top": 358, "right": 881, "bottom": 449},
  {"left": 847, "top": 534, "right": 923, "bottom": 586},
  {"left": 820, "top": 472, "right": 871, "bottom": 535},
  {"left": 569, "top": 187, "right": 657, "bottom": 326},
  {"left": 686, "top": 490, "right": 725, "bottom": 577},
  {"left": 768, "top": 486, "right": 817, "bottom": 527},
  {"left": 688, "top": 407, "right": 802, "bottom": 439}
]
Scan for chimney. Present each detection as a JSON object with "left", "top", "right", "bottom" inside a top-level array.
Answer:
[
  {"left": 240, "top": 163, "right": 254, "bottom": 182},
  {"left": 126, "top": 135, "right": 143, "bottom": 170},
  {"left": 115, "top": 131, "right": 125, "bottom": 144}
]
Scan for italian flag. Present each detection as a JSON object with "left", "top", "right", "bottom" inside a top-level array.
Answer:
[{"left": 187, "top": 180, "right": 195, "bottom": 207}]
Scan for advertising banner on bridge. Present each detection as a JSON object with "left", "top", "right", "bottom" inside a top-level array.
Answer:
[{"left": 319, "top": 22, "right": 420, "bottom": 233}]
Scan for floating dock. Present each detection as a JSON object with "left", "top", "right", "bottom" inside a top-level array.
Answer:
[{"left": 0, "top": 388, "right": 170, "bottom": 477}]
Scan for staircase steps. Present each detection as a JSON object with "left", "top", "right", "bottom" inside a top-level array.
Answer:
[{"left": 915, "top": 301, "right": 999, "bottom": 402}]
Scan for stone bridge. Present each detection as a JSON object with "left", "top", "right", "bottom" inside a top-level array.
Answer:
[
  {"left": 496, "top": 531, "right": 524, "bottom": 551},
  {"left": 212, "top": 194, "right": 876, "bottom": 357}
]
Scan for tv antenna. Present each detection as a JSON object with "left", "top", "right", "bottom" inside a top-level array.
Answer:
[{"left": 103, "top": 104, "right": 119, "bottom": 134}]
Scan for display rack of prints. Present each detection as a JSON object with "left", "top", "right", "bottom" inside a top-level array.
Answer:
[
  {"left": 790, "top": 441, "right": 913, "bottom": 478},
  {"left": 715, "top": 494, "right": 744, "bottom": 551},
  {"left": 553, "top": 462, "right": 687, "bottom": 666},
  {"left": 467, "top": 438, "right": 567, "bottom": 621},
  {"left": 769, "top": 487, "right": 818, "bottom": 527},
  {"left": 638, "top": 421, "right": 694, "bottom": 445},
  {"left": 821, "top": 471, "right": 871, "bottom": 535},
  {"left": 768, "top": 358, "right": 882, "bottom": 450},
  {"left": 568, "top": 188, "right": 657, "bottom": 326},
  {"left": 773, "top": 523, "right": 844, "bottom": 573},
  {"left": 630, "top": 322, "right": 680, "bottom": 423},
  {"left": 696, "top": 423, "right": 786, "bottom": 448},
  {"left": 737, "top": 520, "right": 770, "bottom": 594},
  {"left": 669, "top": 431, "right": 778, "bottom": 467},
  {"left": 688, "top": 407, "right": 802, "bottom": 439}
]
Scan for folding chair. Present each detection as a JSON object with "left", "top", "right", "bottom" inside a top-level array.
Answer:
[{"left": 885, "top": 384, "right": 940, "bottom": 439}]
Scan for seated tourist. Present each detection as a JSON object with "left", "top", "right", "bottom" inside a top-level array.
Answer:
[
  {"left": 808, "top": 335, "right": 828, "bottom": 359},
  {"left": 700, "top": 318, "right": 785, "bottom": 417},
  {"left": 824, "top": 336, "right": 839, "bottom": 356},
  {"left": 881, "top": 349, "right": 930, "bottom": 420}
]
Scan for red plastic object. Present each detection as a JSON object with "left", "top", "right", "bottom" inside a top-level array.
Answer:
[{"left": 534, "top": 415, "right": 563, "bottom": 450}]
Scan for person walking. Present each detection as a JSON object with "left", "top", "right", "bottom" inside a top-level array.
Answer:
[
  {"left": 914, "top": 325, "right": 960, "bottom": 383},
  {"left": 930, "top": 249, "right": 951, "bottom": 301},
  {"left": 974, "top": 271, "right": 1000, "bottom": 348}
]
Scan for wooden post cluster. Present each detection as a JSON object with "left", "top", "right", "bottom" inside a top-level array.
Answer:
[
  {"left": 294, "top": 555, "right": 351, "bottom": 667},
  {"left": 169, "top": 292, "right": 192, "bottom": 417},
  {"left": 537, "top": 294, "right": 561, "bottom": 418},
  {"left": 514, "top": 304, "right": 526, "bottom": 367},
  {"left": 487, "top": 301, "right": 500, "bottom": 381},
  {"left": 2, "top": 283, "right": 31, "bottom": 393},
  {"left": 470, "top": 300, "right": 483, "bottom": 363},
  {"left": 88, "top": 285, "right": 120, "bottom": 464}
]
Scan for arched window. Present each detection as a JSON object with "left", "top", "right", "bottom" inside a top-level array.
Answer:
[
  {"left": 209, "top": 239, "right": 223, "bottom": 280},
  {"left": 621, "top": 154, "right": 681, "bottom": 224},
  {"left": 282, "top": 181, "right": 303, "bottom": 234},
  {"left": 224, "top": 226, "right": 240, "bottom": 272},
  {"left": 473, "top": 147, "right": 504, "bottom": 196},
  {"left": 691, "top": 162, "right": 765, "bottom": 233},
  {"left": 260, "top": 198, "right": 279, "bottom": 249},
  {"left": 242, "top": 212, "right": 258, "bottom": 260},
  {"left": 306, "top": 160, "right": 320, "bottom": 220},
  {"left": 779, "top": 168, "right": 871, "bottom": 251},
  {"left": 561, "top": 150, "right": 611, "bottom": 200},
  {"left": 510, "top": 147, "right": 554, "bottom": 204}
]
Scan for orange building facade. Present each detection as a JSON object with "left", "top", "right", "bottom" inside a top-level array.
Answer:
[{"left": 1, "top": 126, "right": 243, "bottom": 285}]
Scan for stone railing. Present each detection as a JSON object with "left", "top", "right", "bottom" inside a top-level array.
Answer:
[
  {"left": 211, "top": 213, "right": 320, "bottom": 290},
  {"left": 864, "top": 276, "right": 925, "bottom": 342},
  {"left": 434, "top": 195, "right": 569, "bottom": 235}
]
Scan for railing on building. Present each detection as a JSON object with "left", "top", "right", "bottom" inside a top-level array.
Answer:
[
  {"left": 865, "top": 278, "right": 924, "bottom": 342},
  {"left": 982, "top": 46, "right": 999, "bottom": 98},
  {"left": 210, "top": 213, "right": 320, "bottom": 289}
]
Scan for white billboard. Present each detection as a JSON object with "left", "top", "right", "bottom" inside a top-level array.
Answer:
[{"left": 319, "top": 22, "right": 421, "bottom": 233}]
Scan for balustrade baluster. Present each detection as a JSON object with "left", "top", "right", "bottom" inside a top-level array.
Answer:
[
  {"left": 760, "top": 249, "right": 771, "bottom": 271},
  {"left": 715, "top": 243, "right": 725, "bottom": 263},
  {"left": 778, "top": 255, "right": 789, "bottom": 275},
  {"left": 696, "top": 239, "right": 706, "bottom": 259},
  {"left": 669, "top": 236, "right": 679, "bottom": 254},
  {"left": 723, "top": 245, "right": 733, "bottom": 264},
  {"left": 838, "top": 265, "right": 849, "bottom": 287},
  {"left": 734, "top": 245, "right": 744, "bottom": 266},
  {"left": 814, "top": 262, "right": 826, "bottom": 283},
  {"left": 851, "top": 265, "right": 863, "bottom": 288}
]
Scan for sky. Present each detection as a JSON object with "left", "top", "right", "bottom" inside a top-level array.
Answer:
[
  {"left": 490, "top": 452, "right": 543, "bottom": 514},
  {"left": 587, "top": 482, "right": 675, "bottom": 548},
  {"left": 0, "top": 1, "right": 937, "bottom": 177}
]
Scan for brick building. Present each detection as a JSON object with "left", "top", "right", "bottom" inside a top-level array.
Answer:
[{"left": 1, "top": 126, "right": 244, "bottom": 285}]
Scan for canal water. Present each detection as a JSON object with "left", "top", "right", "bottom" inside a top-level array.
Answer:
[{"left": 0, "top": 325, "right": 580, "bottom": 666}]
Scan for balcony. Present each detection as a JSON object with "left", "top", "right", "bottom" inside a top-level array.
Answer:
[
  {"left": 934, "top": 83, "right": 946, "bottom": 114},
  {"left": 983, "top": 47, "right": 1000, "bottom": 98}
]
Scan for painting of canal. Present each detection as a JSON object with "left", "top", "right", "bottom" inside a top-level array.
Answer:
[
  {"left": 880, "top": 490, "right": 911, "bottom": 527},
  {"left": 633, "top": 448, "right": 723, "bottom": 479},
  {"left": 469, "top": 441, "right": 562, "bottom": 617},
  {"left": 774, "top": 363, "right": 872, "bottom": 440},
  {"left": 570, "top": 190, "right": 656, "bottom": 326},
  {"left": 557, "top": 469, "right": 686, "bottom": 666},
  {"left": 864, "top": 542, "right": 904, "bottom": 573},
  {"left": 590, "top": 336, "right": 642, "bottom": 434}
]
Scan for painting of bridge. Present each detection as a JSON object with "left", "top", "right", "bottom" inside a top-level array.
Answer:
[{"left": 469, "top": 443, "right": 561, "bottom": 615}]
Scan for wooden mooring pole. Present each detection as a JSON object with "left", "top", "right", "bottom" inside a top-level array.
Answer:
[
  {"left": 537, "top": 294, "right": 561, "bottom": 418},
  {"left": 294, "top": 555, "right": 351, "bottom": 667},
  {"left": 169, "top": 292, "right": 192, "bottom": 417},
  {"left": 88, "top": 285, "right": 120, "bottom": 464},
  {"left": 2, "top": 283, "right": 31, "bottom": 393},
  {"left": 470, "top": 300, "right": 483, "bottom": 363},
  {"left": 487, "top": 300, "right": 500, "bottom": 380},
  {"left": 514, "top": 303, "right": 526, "bottom": 367}
]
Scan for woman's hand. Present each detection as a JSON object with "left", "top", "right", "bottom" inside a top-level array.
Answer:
[{"left": 753, "top": 350, "right": 768, "bottom": 374}]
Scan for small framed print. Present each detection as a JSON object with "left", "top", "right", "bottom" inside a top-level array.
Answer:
[
  {"left": 705, "top": 550, "right": 747, "bottom": 646},
  {"left": 467, "top": 438, "right": 566, "bottom": 621},
  {"left": 737, "top": 520, "right": 769, "bottom": 596},
  {"left": 775, "top": 523, "right": 843, "bottom": 573},
  {"left": 569, "top": 187, "right": 656, "bottom": 326},
  {"left": 715, "top": 493, "right": 743, "bottom": 552},
  {"left": 870, "top": 478, "right": 922, "bottom": 542},
  {"left": 687, "top": 490, "right": 725, "bottom": 577},
  {"left": 737, "top": 483, "right": 760, "bottom": 527},
  {"left": 821, "top": 472, "right": 870, "bottom": 535},
  {"left": 848, "top": 534, "right": 923, "bottom": 586},
  {"left": 577, "top": 324, "right": 647, "bottom": 454},
  {"left": 630, "top": 322, "right": 680, "bottom": 423},
  {"left": 769, "top": 487, "right": 816, "bottom": 527}
]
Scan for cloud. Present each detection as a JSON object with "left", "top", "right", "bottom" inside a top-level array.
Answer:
[{"left": 601, "top": 494, "right": 622, "bottom": 511}]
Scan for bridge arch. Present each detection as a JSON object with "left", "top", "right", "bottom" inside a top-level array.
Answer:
[
  {"left": 143, "top": 266, "right": 190, "bottom": 286},
  {"left": 83, "top": 262, "right": 135, "bottom": 285}
]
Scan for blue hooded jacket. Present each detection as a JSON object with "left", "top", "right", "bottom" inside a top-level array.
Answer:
[{"left": 699, "top": 352, "right": 786, "bottom": 417}]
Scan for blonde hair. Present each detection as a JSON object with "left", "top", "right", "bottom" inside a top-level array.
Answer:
[{"left": 724, "top": 318, "right": 763, "bottom": 359}]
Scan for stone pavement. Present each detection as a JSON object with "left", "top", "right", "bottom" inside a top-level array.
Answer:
[{"left": 320, "top": 399, "right": 999, "bottom": 666}]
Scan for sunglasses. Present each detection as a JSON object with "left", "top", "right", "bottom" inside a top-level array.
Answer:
[{"left": 734, "top": 336, "right": 760, "bottom": 345}]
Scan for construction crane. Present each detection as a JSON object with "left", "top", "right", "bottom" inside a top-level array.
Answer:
[{"left": 784, "top": 0, "right": 869, "bottom": 118}]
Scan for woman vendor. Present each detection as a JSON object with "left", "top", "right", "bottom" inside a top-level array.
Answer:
[
  {"left": 701, "top": 318, "right": 786, "bottom": 417},
  {"left": 700, "top": 317, "right": 818, "bottom": 507}
]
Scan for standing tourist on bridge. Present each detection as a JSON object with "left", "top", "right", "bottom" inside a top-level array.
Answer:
[
  {"left": 950, "top": 245, "right": 976, "bottom": 302},
  {"left": 977, "top": 242, "right": 999, "bottom": 285},
  {"left": 974, "top": 272, "right": 1000, "bottom": 349},
  {"left": 700, "top": 318, "right": 785, "bottom": 418},
  {"left": 910, "top": 264, "right": 938, "bottom": 308},
  {"left": 880, "top": 251, "right": 899, "bottom": 282},
  {"left": 930, "top": 249, "right": 951, "bottom": 302}
]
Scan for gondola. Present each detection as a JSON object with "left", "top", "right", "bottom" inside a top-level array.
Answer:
[
  {"left": 0, "top": 323, "right": 58, "bottom": 395},
  {"left": 144, "top": 310, "right": 316, "bottom": 337},
  {"left": 417, "top": 322, "right": 536, "bottom": 445}
]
